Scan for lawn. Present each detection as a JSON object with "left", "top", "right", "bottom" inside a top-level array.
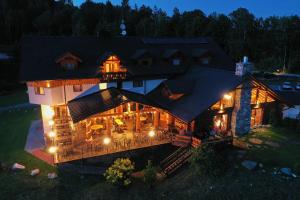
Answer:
[
  {"left": 0, "top": 107, "right": 299, "bottom": 200},
  {"left": 244, "top": 127, "right": 300, "bottom": 168},
  {"left": 0, "top": 89, "right": 28, "bottom": 107}
]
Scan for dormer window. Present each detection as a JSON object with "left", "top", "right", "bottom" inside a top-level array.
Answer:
[
  {"left": 192, "top": 49, "right": 212, "bottom": 65},
  {"left": 66, "top": 63, "right": 76, "bottom": 70},
  {"left": 56, "top": 52, "right": 82, "bottom": 70},
  {"left": 172, "top": 59, "right": 181, "bottom": 66},
  {"left": 131, "top": 49, "right": 152, "bottom": 67},
  {"left": 100, "top": 55, "right": 127, "bottom": 73},
  {"left": 201, "top": 57, "right": 210, "bottom": 65},
  {"left": 163, "top": 49, "right": 184, "bottom": 66},
  {"left": 139, "top": 58, "right": 152, "bottom": 67}
]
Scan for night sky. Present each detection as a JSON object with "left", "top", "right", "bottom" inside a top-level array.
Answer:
[{"left": 73, "top": 0, "right": 300, "bottom": 18}]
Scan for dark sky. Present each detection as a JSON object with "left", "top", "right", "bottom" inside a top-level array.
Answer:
[{"left": 74, "top": 0, "right": 300, "bottom": 18}]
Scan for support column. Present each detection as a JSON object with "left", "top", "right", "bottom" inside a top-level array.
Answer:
[
  {"left": 106, "top": 117, "right": 111, "bottom": 136},
  {"left": 136, "top": 103, "right": 140, "bottom": 132},
  {"left": 231, "top": 81, "right": 251, "bottom": 136},
  {"left": 154, "top": 110, "right": 159, "bottom": 129}
]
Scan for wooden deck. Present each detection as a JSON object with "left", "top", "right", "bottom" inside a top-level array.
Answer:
[{"left": 55, "top": 131, "right": 172, "bottom": 163}]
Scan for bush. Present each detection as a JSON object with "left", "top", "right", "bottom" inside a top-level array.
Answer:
[
  {"left": 104, "top": 158, "right": 135, "bottom": 187},
  {"left": 189, "top": 144, "right": 226, "bottom": 176},
  {"left": 143, "top": 160, "right": 157, "bottom": 188}
]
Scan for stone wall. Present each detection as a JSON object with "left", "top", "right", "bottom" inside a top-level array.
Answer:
[{"left": 231, "top": 81, "right": 252, "bottom": 136}]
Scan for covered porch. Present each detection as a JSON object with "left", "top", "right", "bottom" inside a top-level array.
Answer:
[{"left": 52, "top": 88, "right": 190, "bottom": 163}]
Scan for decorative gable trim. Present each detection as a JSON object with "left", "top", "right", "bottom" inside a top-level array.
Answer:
[{"left": 55, "top": 52, "right": 82, "bottom": 64}]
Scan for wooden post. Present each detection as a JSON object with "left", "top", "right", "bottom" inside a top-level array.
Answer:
[
  {"left": 136, "top": 103, "right": 140, "bottom": 132},
  {"left": 168, "top": 114, "right": 175, "bottom": 126},
  {"left": 154, "top": 110, "right": 159, "bottom": 129},
  {"left": 106, "top": 117, "right": 111, "bottom": 136}
]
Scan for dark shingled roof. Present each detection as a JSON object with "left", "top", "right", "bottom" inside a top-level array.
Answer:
[
  {"left": 20, "top": 36, "right": 234, "bottom": 81},
  {"left": 68, "top": 67, "right": 244, "bottom": 123},
  {"left": 275, "top": 91, "right": 300, "bottom": 105},
  {"left": 68, "top": 87, "right": 158, "bottom": 123},
  {"left": 147, "top": 67, "right": 244, "bottom": 122}
]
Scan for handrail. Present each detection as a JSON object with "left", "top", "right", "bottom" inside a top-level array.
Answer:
[
  {"left": 161, "top": 148, "right": 189, "bottom": 169},
  {"left": 163, "top": 148, "right": 192, "bottom": 175},
  {"left": 160, "top": 146, "right": 187, "bottom": 167}
]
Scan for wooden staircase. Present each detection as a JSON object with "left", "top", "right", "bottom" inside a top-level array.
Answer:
[
  {"left": 160, "top": 146, "right": 192, "bottom": 176},
  {"left": 171, "top": 134, "right": 192, "bottom": 147}
]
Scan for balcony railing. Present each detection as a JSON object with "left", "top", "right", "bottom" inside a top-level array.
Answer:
[{"left": 55, "top": 130, "right": 172, "bottom": 163}]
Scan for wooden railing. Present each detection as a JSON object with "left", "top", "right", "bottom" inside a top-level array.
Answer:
[{"left": 56, "top": 132, "right": 172, "bottom": 163}]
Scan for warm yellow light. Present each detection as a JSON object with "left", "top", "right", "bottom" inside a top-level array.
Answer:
[
  {"left": 215, "top": 120, "right": 221, "bottom": 127},
  {"left": 148, "top": 130, "right": 155, "bottom": 138},
  {"left": 218, "top": 104, "right": 224, "bottom": 113},
  {"left": 48, "top": 146, "right": 58, "bottom": 154},
  {"left": 44, "top": 106, "right": 54, "bottom": 118},
  {"left": 223, "top": 94, "right": 232, "bottom": 100},
  {"left": 254, "top": 100, "right": 260, "bottom": 108},
  {"left": 103, "top": 137, "right": 111, "bottom": 145},
  {"left": 127, "top": 103, "right": 131, "bottom": 113},
  {"left": 48, "top": 131, "right": 56, "bottom": 138},
  {"left": 48, "top": 120, "right": 54, "bottom": 126},
  {"left": 46, "top": 82, "right": 51, "bottom": 88}
]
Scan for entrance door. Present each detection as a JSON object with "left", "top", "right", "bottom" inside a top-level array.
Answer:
[
  {"left": 213, "top": 114, "right": 228, "bottom": 133},
  {"left": 251, "top": 108, "right": 263, "bottom": 127}
]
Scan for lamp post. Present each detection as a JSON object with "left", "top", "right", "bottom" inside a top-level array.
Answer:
[
  {"left": 103, "top": 137, "right": 111, "bottom": 153},
  {"left": 48, "top": 146, "right": 58, "bottom": 164},
  {"left": 148, "top": 130, "right": 155, "bottom": 145}
]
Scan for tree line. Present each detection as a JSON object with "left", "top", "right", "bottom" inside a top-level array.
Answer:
[{"left": 0, "top": 0, "right": 300, "bottom": 73}]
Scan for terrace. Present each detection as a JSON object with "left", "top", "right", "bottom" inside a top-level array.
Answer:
[{"left": 50, "top": 103, "right": 180, "bottom": 163}]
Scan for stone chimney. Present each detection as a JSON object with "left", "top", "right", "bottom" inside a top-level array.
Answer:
[
  {"left": 231, "top": 56, "right": 253, "bottom": 136},
  {"left": 235, "top": 56, "right": 254, "bottom": 76}
]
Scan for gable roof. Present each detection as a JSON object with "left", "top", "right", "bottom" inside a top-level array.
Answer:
[
  {"left": 274, "top": 91, "right": 300, "bottom": 105},
  {"left": 20, "top": 36, "right": 234, "bottom": 81},
  {"left": 68, "top": 87, "right": 158, "bottom": 123},
  {"left": 68, "top": 67, "right": 244, "bottom": 124},
  {"left": 147, "top": 67, "right": 244, "bottom": 122}
]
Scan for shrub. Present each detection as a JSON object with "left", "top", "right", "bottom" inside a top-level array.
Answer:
[
  {"left": 143, "top": 160, "right": 157, "bottom": 188},
  {"left": 189, "top": 144, "right": 226, "bottom": 176},
  {"left": 104, "top": 158, "right": 135, "bottom": 187}
]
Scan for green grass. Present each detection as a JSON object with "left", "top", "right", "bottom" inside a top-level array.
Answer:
[
  {"left": 0, "top": 109, "right": 299, "bottom": 199},
  {"left": 0, "top": 89, "right": 28, "bottom": 107},
  {"left": 245, "top": 127, "right": 300, "bottom": 167}
]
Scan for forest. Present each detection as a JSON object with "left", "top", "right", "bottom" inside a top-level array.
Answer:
[{"left": 0, "top": 0, "right": 300, "bottom": 88}]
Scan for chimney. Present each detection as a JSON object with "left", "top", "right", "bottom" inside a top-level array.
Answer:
[{"left": 235, "top": 56, "right": 253, "bottom": 76}]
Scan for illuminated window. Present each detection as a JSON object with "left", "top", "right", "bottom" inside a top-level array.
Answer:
[
  {"left": 34, "top": 87, "right": 45, "bottom": 95},
  {"left": 73, "top": 85, "right": 82, "bottom": 92},
  {"left": 101, "top": 56, "right": 126, "bottom": 73}
]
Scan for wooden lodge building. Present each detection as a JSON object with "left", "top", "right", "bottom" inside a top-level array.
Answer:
[{"left": 20, "top": 36, "right": 285, "bottom": 164}]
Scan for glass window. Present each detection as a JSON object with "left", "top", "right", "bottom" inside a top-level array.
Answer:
[
  {"left": 34, "top": 87, "right": 45, "bottom": 95},
  {"left": 172, "top": 59, "right": 181, "bottom": 66},
  {"left": 73, "top": 85, "right": 82, "bottom": 92}
]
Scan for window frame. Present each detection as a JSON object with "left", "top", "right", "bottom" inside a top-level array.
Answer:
[
  {"left": 73, "top": 84, "right": 83, "bottom": 92},
  {"left": 34, "top": 87, "right": 45, "bottom": 95},
  {"left": 172, "top": 58, "right": 181, "bottom": 66}
]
